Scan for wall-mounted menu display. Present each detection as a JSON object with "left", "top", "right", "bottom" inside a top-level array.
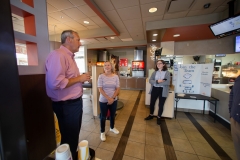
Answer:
[{"left": 120, "top": 58, "right": 128, "bottom": 67}]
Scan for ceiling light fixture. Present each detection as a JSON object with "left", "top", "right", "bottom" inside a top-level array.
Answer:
[
  {"left": 153, "top": 34, "right": 158, "bottom": 36},
  {"left": 152, "top": 40, "right": 156, "bottom": 41},
  {"left": 149, "top": 7, "right": 157, "bottom": 13},
  {"left": 60, "top": 16, "right": 64, "bottom": 19},
  {"left": 84, "top": 21, "right": 89, "bottom": 24},
  {"left": 173, "top": 34, "right": 180, "bottom": 37},
  {"left": 110, "top": 37, "right": 115, "bottom": 39}
]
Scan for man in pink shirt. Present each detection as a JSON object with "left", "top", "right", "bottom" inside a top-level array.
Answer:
[{"left": 45, "top": 30, "right": 90, "bottom": 160}]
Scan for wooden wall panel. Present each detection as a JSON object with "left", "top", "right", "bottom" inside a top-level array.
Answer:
[{"left": 19, "top": 74, "right": 56, "bottom": 160}]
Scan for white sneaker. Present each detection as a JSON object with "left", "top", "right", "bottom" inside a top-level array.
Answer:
[
  {"left": 110, "top": 128, "right": 119, "bottom": 134},
  {"left": 100, "top": 133, "right": 106, "bottom": 141}
]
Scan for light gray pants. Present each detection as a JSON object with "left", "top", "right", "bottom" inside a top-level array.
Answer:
[{"left": 231, "top": 117, "right": 240, "bottom": 160}]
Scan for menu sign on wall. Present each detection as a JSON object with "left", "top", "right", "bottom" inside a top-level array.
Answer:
[
  {"left": 132, "top": 61, "right": 145, "bottom": 71},
  {"left": 174, "top": 63, "right": 214, "bottom": 96},
  {"left": 120, "top": 58, "right": 128, "bottom": 67}
]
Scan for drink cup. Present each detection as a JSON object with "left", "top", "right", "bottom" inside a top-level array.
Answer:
[
  {"left": 55, "top": 144, "right": 72, "bottom": 160},
  {"left": 78, "top": 140, "right": 89, "bottom": 160}
]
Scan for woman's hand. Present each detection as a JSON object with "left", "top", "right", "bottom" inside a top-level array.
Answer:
[
  {"left": 107, "top": 97, "right": 114, "bottom": 105},
  {"left": 157, "top": 79, "right": 165, "bottom": 83}
]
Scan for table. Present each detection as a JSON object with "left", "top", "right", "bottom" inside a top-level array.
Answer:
[{"left": 175, "top": 93, "right": 219, "bottom": 122}]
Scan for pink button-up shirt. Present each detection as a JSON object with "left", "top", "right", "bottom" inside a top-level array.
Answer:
[{"left": 45, "top": 45, "right": 82, "bottom": 101}]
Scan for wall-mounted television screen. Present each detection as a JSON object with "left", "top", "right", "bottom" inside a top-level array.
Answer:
[
  {"left": 209, "top": 14, "right": 240, "bottom": 38},
  {"left": 235, "top": 35, "right": 240, "bottom": 52}
]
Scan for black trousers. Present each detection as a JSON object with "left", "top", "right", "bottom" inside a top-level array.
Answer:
[
  {"left": 52, "top": 97, "right": 83, "bottom": 160},
  {"left": 150, "top": 86, "right": 166, "bottom": 117}
]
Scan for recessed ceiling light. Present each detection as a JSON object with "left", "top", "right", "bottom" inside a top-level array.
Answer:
[
  {"left": 84, "top": 21, "right": 89, "bottom": 24},
  {"left": 152, "top": 40, "right": 156, "bottom": 41},
  {"left": 110, "top": 37, "right": 115, "bottom": 39},
  {"left": 153, "top": 34, "right": 158, "bottom": 36},
  {"left": 173, "top": 34, "right": 180, "bottom": 37},
  {"left": 60, "top": 16, "right": 64, "bottom": 19},
  {"left": 149, "top": 7, "right": 157, "bottom": 13}
]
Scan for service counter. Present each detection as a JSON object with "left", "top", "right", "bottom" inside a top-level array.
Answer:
[
  {"left": 210, "top": 84, "right": 232, "bottom": 123},
  {"left": 120, "top": 76, "right": 146, "bottom": 90}
]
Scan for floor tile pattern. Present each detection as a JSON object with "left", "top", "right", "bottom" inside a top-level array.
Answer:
[{"left": 77, "top": 89, "right": 237, "bottom": 160}]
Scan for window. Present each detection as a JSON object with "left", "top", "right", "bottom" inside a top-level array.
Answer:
[{"left": 75, "top": 46, "right": 86, "bottom": 73}]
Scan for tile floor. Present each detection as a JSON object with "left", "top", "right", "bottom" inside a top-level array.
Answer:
[{"left": 79, "top": 89, "right": 237, "bottom": 160}]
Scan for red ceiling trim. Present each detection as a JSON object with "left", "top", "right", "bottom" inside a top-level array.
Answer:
[{"left": 84, "top": 0, "right": 120, "bottom": 36}]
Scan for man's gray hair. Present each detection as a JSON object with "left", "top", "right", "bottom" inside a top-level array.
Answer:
[{"left": 61, "top": 30, "right": 78, "bottom": 44}]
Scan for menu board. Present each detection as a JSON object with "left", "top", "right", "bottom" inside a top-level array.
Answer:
[
  {"left": 132, "top": 61, "right": 144, "bottom": 71},
  {"left": 120, "top": 58, "right": 128, "bottom": 67},
  {"left": 173, "top": 63, "right": 214, "bottom": 96}
]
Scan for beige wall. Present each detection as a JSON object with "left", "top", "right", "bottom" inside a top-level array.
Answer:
[{"left": 174, "top": 34, "right": 237, "bottom": 56}]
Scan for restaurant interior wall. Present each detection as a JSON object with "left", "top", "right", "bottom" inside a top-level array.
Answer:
[{"left": 174, "top": 34, "right": 237, "bottom": 56}]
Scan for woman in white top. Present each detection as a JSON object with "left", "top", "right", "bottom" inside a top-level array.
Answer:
[
  {"left": 98, "top": 61, "right": 120, "bottom": 141},
  {"left": 144, "top": 60, "right": 170, "bottom": 125}
]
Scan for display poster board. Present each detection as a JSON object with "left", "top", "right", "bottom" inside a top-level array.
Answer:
[
  {"left": 120, "top": 58, "right": 128, "bottom": 67},
  {"left": 173, "top": 63, "right": 214, "bottom": 96}
]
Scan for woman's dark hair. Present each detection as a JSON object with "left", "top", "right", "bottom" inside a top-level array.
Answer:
[{"left": 155, "top": 60, "right": 168, "bottom": 71}]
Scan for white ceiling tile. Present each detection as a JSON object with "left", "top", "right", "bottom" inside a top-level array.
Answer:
[
  {"left": 62, "top": 8, "right": 87, "bottom": 20},
  {"left": 111, "top": 21, "right": 127, "bottom": 32},
  {"left": 47, "top": 0, "right": 74, "bottom": 10},
  {"left": 118, "top": 32, "right": 131, "bottom": 39},
  {"left": 187, "top": 7, "right": 216, "bottom": 17},
  {"left": 163, "top": 10, "right": 188, "bottom": 20},
  {"left": 142, "top": 16, "right": 163, "bottom": 23},
  {"left": 98, "top": 23, "right": 108, "bottom": 27},
  {"left": 69, "top": 0, "right": 86, "bottom": 6},
  {"left": 87, "top": 25, "right": 100, "bottom": 29},
  {"left": 48, "top": 16, "right": 61, "bottom": 25},
  {"left": 214, "top": 6, "right": 228, "bottom": 13},
  {"left": 94, "top": 0, "right": 115, "bottom": 11},
  {"left": 100, "top": 40, "right": 111, "bottom": 43},
  {"left": 140, "top": 0, "right": 164, "bottom": 4},
  {"left": 123, "top": 19, "right": 143, "bottom": 32},
  {"left": 168, "top": 0, "right": 194, "bottom": 13},
  {"left": 103, "top": 10, "right": 122, "bottom": 22},
  {"left": 48, "top": 11, "right": 73, "bottom": 22},
  {"left": 63, "top": 20, "right": 86, "bottom": 30},
  {"left": 90, "top": 16, "right": 105, "bottom": 24},
  {"left": 86, "top": 39, "right": 101, "bottom": 43},
  {"left": 141, "top": 1, "right": 168, "bottom": 18},
  {"left": 130, "top": 32, "right": 145, "bottom": 39},
  {"left": 117, "top": 6, "right": 141, "bottom": 20},
  {"left": 75, "top": 18, "right": 97, "bottom": 26},
  {"left": 111, "top": 0, "right": 139, "bottom": 9},
  {"left": 77, "top": 5, "right": 97, "bottom": 17},
  {"left": 191, "top": 0, "right": 226, "bottom": 10},
  {"left": 55, "top": 23, "right": 74, "bottom": 30},
  {"left": 47, "top": 3, "right": 58, "bottom": 13}
]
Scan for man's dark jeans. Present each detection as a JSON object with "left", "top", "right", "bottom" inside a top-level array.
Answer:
[{"left": 52, "top": 97, "right": 83, "bottom": 160}]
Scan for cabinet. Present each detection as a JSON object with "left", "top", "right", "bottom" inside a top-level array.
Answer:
[{"left": 119, "top": 77, "right": 146, "bottom": 90}]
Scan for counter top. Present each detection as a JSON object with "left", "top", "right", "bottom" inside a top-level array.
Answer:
[{"left": 212, "top": 88, "right": 230, "bottom": 94}]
